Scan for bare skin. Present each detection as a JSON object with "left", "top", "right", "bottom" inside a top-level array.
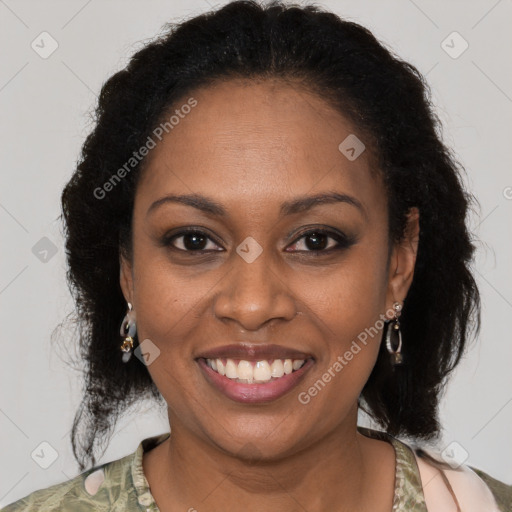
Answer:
[{"left": 120, "top": 78, "right": 420, "bottom": 512}]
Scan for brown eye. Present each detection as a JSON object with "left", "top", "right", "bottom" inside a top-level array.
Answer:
[
  {"left": 303, "top": 231, "right": 329, "bottom": 250},
  {"left": 163, "top": 229, "right": 223, "bottom": 252},
  {"left": 287, "top": 229, "right": 355, "bottom": 253}
]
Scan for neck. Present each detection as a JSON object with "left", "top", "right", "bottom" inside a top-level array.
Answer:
[{"left": 143, "top": 407, "right": 394, "bottom": 512}]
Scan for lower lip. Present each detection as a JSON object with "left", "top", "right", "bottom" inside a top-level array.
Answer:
[{"left": 197, "top": 358, "right": 315, "bottom": 404}]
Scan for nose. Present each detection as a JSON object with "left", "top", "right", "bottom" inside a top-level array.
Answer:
[{"left": 213, "top": 247, "right": 298, "bottom": 331}]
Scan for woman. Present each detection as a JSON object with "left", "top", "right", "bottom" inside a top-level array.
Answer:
[{"left": 3, "top": 1, "right": 511, "bottom": 511}]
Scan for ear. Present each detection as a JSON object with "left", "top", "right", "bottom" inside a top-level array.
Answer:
[
  {"left": 386, "top": 207, "right": 420, "bottom": 314},
  {"left": 120, "top": 253, "right": 134, "bottom": 305}
]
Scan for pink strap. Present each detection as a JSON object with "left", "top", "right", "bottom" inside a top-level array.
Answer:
[{"left": 413, "top": 449, "right": 501, "bottom": 511}]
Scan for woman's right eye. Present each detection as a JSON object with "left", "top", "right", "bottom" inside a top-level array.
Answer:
[{"left": 162, "top": 229, "right": 223, "bottom": 253}]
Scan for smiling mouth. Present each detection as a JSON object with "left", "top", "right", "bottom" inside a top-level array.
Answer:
[{"left": 199, "top": 357, "right": 308, "bottom": 384}]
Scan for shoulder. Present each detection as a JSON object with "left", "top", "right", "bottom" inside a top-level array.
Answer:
[
  {"left": 1, "top": 453, "right": 136, "bottom": 512},
  {"left": 411, "top": 446, "right": 512, "bottom": 512},
  {"left": 467, "top": 466, "right": 512, "bottom": 512}
]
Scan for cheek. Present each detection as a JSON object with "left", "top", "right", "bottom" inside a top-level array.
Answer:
[
  {"left": 298, "top": 246, "right": 388, "bottom": 390},
  {"left": 130, "top": 258, "right": 209, "bottom": 409},
  {"left": 132, "top": 262, "right": 212, "bottom": 350},
  {"left": 304, "top": 245, "right": 388, "bottom": 335}
]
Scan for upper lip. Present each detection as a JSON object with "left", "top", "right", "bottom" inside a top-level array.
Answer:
[{"left": 196, "top": 343, "right": 314, "bottom": 362}]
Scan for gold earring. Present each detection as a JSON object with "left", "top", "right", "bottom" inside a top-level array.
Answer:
[
  {"left": 385, "top": 301, "right": 403, "bottom": 365},
  {"left": 120, "top": 302, "right": 136, "bottom": 363}
]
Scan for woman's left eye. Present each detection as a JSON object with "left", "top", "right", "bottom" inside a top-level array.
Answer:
[{"left": 287, "top": 229, "right": 353, "bottom": 253}]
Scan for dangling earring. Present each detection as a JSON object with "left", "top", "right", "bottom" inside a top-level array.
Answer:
[
  {"left": 385, "top": 301, "right": 403, "bottom": 365},
  {"left": 120, "top": 302, "right": 136, "bottom": 363}
]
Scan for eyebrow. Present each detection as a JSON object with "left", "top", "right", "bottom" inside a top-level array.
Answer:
[{"left": 146, "top": 191, "right": 367, "bottom": 220}]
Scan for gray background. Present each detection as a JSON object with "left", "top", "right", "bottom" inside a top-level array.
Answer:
[{"left": 1, "top": 0, "right": 511, "bottom": 506}]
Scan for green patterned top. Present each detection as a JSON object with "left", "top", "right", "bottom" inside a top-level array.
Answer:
[{"left": 2, "top": 427, "right": 510, "bottom": 511}]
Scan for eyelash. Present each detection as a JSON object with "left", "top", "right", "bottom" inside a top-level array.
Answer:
[{"left": 161, "top": 227, "right": 355, "bottom": 255}]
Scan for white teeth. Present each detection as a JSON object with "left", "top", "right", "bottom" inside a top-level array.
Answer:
[
  {"left": 253, "top": 361, "right": 271, "bottom": 381},
  {"left": 292, "top": 359, "right": 303, "bottom": 371},
  {"left": 238, "top": 360, "right": 253, "bottom": 381},
  {"left": 270, "top": 359, "right": 284, "bottom": 378},
  {"left": 225, "top": 359, "right": 238, "bottom": 379},
  {"left": 205, "top": 357, "right": 307, "bottom": 382},
  {"left": 216, "top": 359, "right": 225, "bottom": 376}
]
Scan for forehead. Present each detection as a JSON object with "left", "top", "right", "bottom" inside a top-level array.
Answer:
[{"left": 136, "top": 79, "right": 385, "bottom": 220}]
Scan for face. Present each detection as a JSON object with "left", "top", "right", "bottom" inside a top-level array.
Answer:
[{"left": 120, "top": 79, "right": 419, "bottom": 460}]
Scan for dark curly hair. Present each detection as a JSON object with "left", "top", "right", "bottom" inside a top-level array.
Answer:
[{"left": 59, "top": 0, "right": 481, "bottom": 471}]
